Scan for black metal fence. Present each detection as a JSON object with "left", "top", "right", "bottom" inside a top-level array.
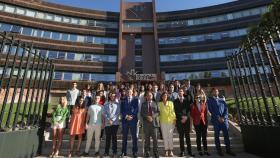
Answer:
[
  {"left": 226, "top": 2, "right": 280, "bottom": 156},
  {"left": 0, "top": 32, "right": 54, "bottom": 131},
  {"left": 227, "top": 0, "right": 280, "bottom": 127}
]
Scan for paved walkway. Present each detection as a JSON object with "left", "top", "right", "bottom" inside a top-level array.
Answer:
[{"left": 36, "top": 152, "right": 261, "bottom": 158}]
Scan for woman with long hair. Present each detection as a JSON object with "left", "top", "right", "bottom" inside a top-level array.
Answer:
[
  {"left": 68, "top": 96, "right": 87, "bottom": 157},
  {"left": 50, "top": 96, "right": 69, "bottom": 157},
  {"left": 158, "top": 92, "right": 176, "bottom": 157},
  {"left": 190, "top": 95, "right": 210, "bottom": 156}
]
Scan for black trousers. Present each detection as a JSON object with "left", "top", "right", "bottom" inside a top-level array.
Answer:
[
  {"left": 105, "top": 125, "right": 119, "bottom": 154},
  {"left": 177, "top": 119, "right": 192, "bottom": 153},
  {"left": 143, "top": 124, "right": 158, "bottom": 154},
  {"left": 194, "top": 121, "right": 208, "bottom": 152}
]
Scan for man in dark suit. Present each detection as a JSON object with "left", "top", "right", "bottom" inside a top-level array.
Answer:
[
  {"left": 120, "top": 89, "right": 139, "bottom": 158},
  {"left": 207, "top": 88, "right": 235, "bottom": 157},
  {"left": 174, "top": 88, "right": 194, "bottom": 157},
  {"left": 141, "top": 91, "right": 159, "bottom": 158},
  {"left": 184, "top": 79, "right": 195, "bottom": 104}
]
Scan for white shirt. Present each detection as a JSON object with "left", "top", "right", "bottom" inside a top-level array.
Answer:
[{"left": 196, "top": 102, "right": 201, "bottom": 112}]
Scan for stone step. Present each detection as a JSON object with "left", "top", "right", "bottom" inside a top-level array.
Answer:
[
  {"left": 44, "top": 135, "right": 242, "bottom": 148},
  {"left": 41, "top": 143, "right": 244, "bottom": 157},
  {"left": 46, "top": 126, "right": 220, "bottom": 141}
]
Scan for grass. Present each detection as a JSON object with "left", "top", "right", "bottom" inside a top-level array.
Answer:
[
  {"left": 0, "top": 96, "right": 60, "bottom": 130},
  {"left": 226, "top": 97, "right": 280, "bottom": 122}
]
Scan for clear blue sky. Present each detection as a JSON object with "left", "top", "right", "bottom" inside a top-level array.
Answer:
[{"left": 47, "top": 0, "right": 236, "bottom": 12}]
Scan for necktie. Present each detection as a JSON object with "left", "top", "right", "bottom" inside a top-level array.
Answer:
[{"left": 148, "top": 102, "right": 152, "bottom": 116}]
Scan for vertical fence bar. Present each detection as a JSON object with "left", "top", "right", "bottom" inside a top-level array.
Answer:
[
  {"left": 5, "top": 43, "right": 27, "bottom": 128},
  {"left": 257, "top": 36, "right": 279, "bottom": 124},
  {"left": 37, "top": 63, "right": 54, "bottom": 155},
  {"left": 268, "top": 32, "right": 280, "bottom": 69},
  {"left": 244, "top": 44, "right": 264, "bottom": 124},
  {"left": 236, "top": 52, "right": 253, "bottom": 124},
  {"left": 232, "top": 52, "right": 248, "bottom": 124},
  {"left": 32, "top": 58, "right": 46, "bottom": 126},
  {"left": 12, "top": 44, "right": 33, "bottom": 130},
  {"left": 227, "top": 58, "right": 242, "bottom": 124},
  {"left": 20, "top": 48, "right": 38, "bottom": 127},
  {"left": 35, "top": 59, "right": 50, "bottom": 125},
  {"left": 0, "top": 32, "right": 9, "bottom": 92},
  {"left": 27, "top": 51, "right": 42, "bottom": 126},
  {"left": 249, "top": 38, "right": 272, "bottom": 125},
  {"left": 0, "top": 39, "right": 18, "bottom": 128},
  {"left": 240, "top": 51, "right": 259, "bottom": 124}
]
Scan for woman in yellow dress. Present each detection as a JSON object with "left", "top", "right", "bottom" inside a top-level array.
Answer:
[{"left": 158, "top": 92, "right": 176, "bottom": 157}]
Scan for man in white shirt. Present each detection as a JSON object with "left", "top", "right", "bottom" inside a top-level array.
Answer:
[
  {"left": 83, "top": 95, "right": 104, "bottom": 157},
  {"left": 66, "top": 82, "right": 80, "bottom": 113}
]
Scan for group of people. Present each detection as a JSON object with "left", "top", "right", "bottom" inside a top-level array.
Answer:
[{"left": 50, "top": 80, "right": 236, "bottom": 157}]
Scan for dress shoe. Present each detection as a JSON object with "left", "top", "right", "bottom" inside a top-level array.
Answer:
[
  {"left": 154, "top": 152, "right": 159, "bottom": 158},
  {"left": 82, "top": 152, "right": 89, "bottom": 156},
  {"left": 218, "top": 150, "right": 224, "bottom": 156},
  {"left": 94, "top": 152, "right": 100, "bottom": 157},
  {"left": 204, "top": 151, "right": 210, "bottom": 156},
  {"left": 180, "top": 151, "right": 185, "bottom": 157},
  {"left": 199, "top": 151, "right": 203, "bottom": 156},
  {"left": 164, "top": 151, "right": 169, "bottom": 157},
  {"left": 132, "top": 153, "right": 138, "bottom": 158},
  {"left": 119, "top": 153, "right": 126, "bottom": 158},
  {"left": 144, "top": 152, "right": 150, "bottom": 158},
  {"left": 226, "top": 150, "right": 236, "bottom": 156},
  {"left": 169, "top": 150, "right": 174, "bottom": 157},
  {"left": 188, "top": 152, "right": 195, "bottom": 157}
]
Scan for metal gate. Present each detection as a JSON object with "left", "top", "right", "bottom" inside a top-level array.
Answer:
[
  {"left": 226, "top": 1, "right": 280, "bottom": 156},
  {"left": 0, "top": 32, "right": 54, "bottom": 154}
]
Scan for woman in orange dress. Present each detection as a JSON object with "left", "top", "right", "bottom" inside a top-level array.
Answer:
[{"left": 68, "top": 96, "right": 87, "bottom": 157}]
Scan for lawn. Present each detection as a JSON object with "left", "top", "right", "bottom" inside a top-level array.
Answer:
[
  {"left": 0, "top": 96, "right": 60, "bottom": 130},
  {"left": 226, "top": 97, "right": 280, "bottom": 122}
]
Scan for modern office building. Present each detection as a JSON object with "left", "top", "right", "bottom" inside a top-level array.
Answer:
[{"left": 0, "top": 0, "right": 272, "bottom": 95}]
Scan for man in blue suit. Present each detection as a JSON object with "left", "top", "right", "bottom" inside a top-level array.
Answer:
[
  {"left": 207, "top": 88, "right": 235, "bottom": 157},
  {"left": 120, "top": 89, "right": 139, "bottom": 158}
]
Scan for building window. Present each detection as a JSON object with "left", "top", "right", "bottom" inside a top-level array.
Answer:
[
  {"left": 11, "top": 25, "right": 21, "bottom": 33},
  {"left": 45, "top": 14, "right": 54, "bottom": 20},
  {"left": 54, "top": 15, "right": 62, "bottom": 22},
  {"left": 0, "top": 23, "right": 11, "bottom": 32},
  {"left": 48, "top": 51, "right": 58, "bottom": 59},
  {"left": 4, "top": 5, "right": 15, "bottom": 13},
  {"left": 69, "top": 34, "right": 78, "bottom": 42},
  {"left": 25, "top": 10, "right": 36, "bottom": 17},
  {"left": 63, "top": 17, "right": 70, "bottom": 23},
  {"left": 66, "top": 53, "right": 75, "bottom": 60},
  {"left": 22, "top": 27, "right": 33, "bottom": 36},
  {"left": 54, "top": 72, "right": 62, "bottom": 80},
  {"left": 52, "top": 32, "right": 61, "bottom": 40},
  {"left": 15, "top": 7, "right": 25, "bottom": 15},
  {"left": 33, "top": 29, "right": 43, "bottom": 37},
  {"left": 36, "top": 12, "right": 45, "bottom": 19},
  {"left": 82, "top": 73, "right": 90, "bottom": 81},
  {"left": 43, "top": 31, "right": 51, "bottom": 39},
  {"left": 63, "top": 72, "right": 72, "bottom": 80},
  {"left": 58, "top": 52, "right": 66, "bottom": 59},
  {"left": 61, "top": 33, "right": 69, "bottom": 41}
]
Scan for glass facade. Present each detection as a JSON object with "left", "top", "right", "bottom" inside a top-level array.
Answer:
[
  {"left": 158, "top": 6, "right": 268, "bottom": 29},
  {"left": 0, "top": 2, "right": 118, "bottom": 28},
  {"left": 160, "top": 48, "right": 237, "bottom": 62},
  {"left": 124, "top": 22, "right": 153, "bottom": 28},
  {"left": 0, "top": 22, "right": 117, "bottom": 45},
  {"left": 1, "top": 45, "right": 117, "bottom": 62},
  {"left": 165, "top": 69, "right": 230, "bottom": 80},
  {"left": 53, "top": 72, "right": 116, "bottom": 81},
  {"left": 159, "top": 28, "right": 248, "bottom": 45}
]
